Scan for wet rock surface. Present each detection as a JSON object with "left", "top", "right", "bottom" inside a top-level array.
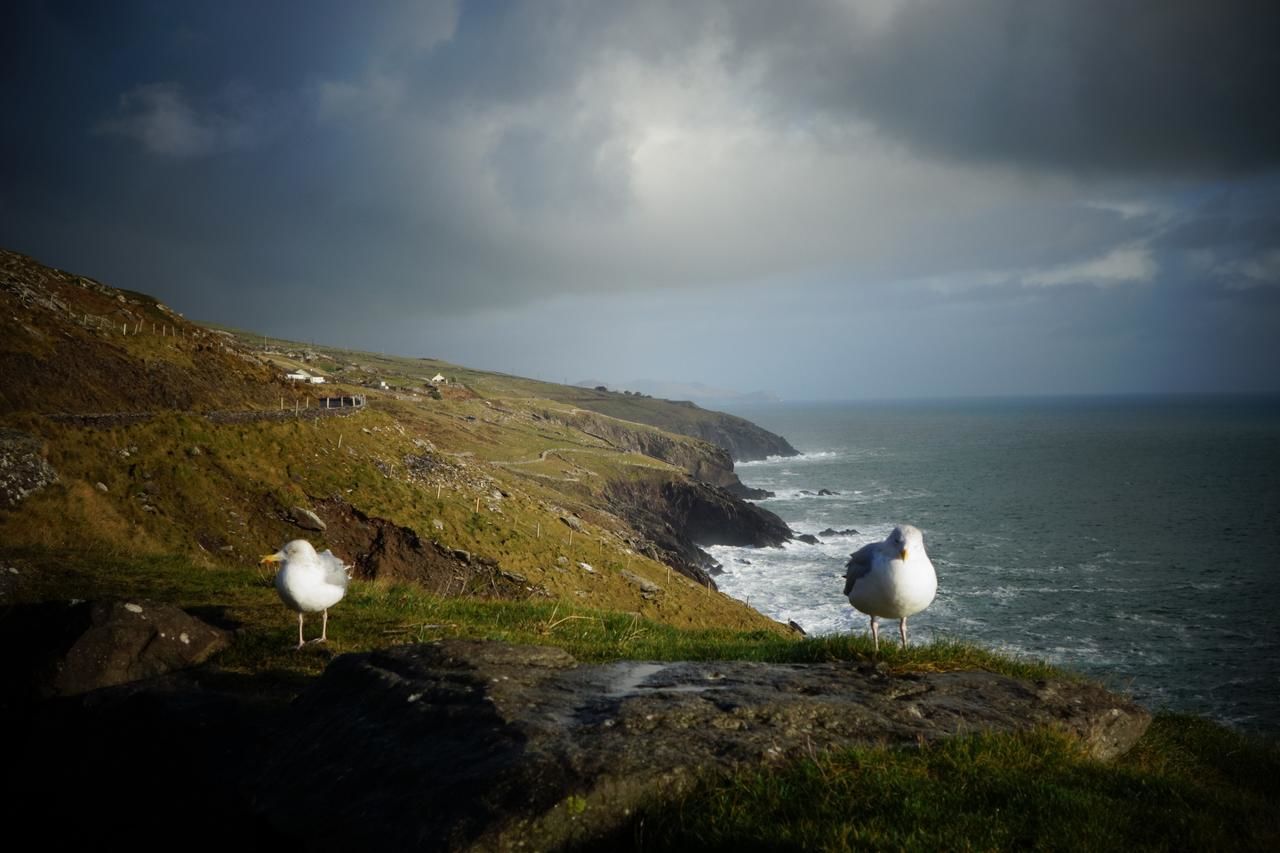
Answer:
[{"left": 257, "top": 640, "right": 1151, "bottom": 850}]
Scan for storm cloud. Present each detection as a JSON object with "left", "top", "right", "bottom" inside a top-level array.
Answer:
[{"left": 2, "top": 1, "right": 1278, "bottom": 398}]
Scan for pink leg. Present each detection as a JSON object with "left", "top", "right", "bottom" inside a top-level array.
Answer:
[
  {"left": 319, "top": 608, "right": 329, "bottom": 643},
  {"left": 296, "top": 612, "right": 306, "bottom": 649},
  {"left": 899, "top": 617, "right": 908, "bottom": 648},
  {"left": 870, "top": 616, "right": 880, "bottom": 652}
]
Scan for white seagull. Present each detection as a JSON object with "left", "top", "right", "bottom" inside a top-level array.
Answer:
[
  {"left": 261, "top": 539, "right": 351, "bottom": 649},
  {"left": 843, "top": 524, "right": 937, "bottom": 651}
]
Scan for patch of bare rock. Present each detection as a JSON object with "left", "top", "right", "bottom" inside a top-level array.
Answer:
[{"left": 256, "top": 640, "right": 1151, "bottom": 850}]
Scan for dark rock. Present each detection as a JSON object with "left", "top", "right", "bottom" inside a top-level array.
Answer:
[
  {"left": 288, "top": 505, "right": 327, "bottom": 531},
  {"left": 795, "top": 533, "right": 820, "bottom": 545},
  {"left": 256, "top": 640, "right": 1152, "bottom": 850},
  {"left": 788, "top": 620, "right": 807, "bottom": 635},
  {"left": 818, "top": 527, "right": 860, "bottom": 537},
  {"left": 560, "top": 514, "right": 584, "bottom": 531},
  {"left": 0, "top": 599, "right": 231, "bottom": 706},
  {"left": 799, "top": 489, "right": 814, "bottom": 495},
  {"left": 0, "top": 428, "right": 58, "bottom": 508},
  {"left": 3, "top": 669, "right": 291, "bottom": 846},
  {"left": 724, "top": 481, "right": 775, "bottom": 500},
  {"left": 817, "top": 488, "right": 839, "bottom": 496},
  {"left": 604, "top": 475, "right": 792, "bottom": 587}
]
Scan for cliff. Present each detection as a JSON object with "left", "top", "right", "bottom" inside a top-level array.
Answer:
[
  {"left": 604, "top": 472, "right": 792, "bottom": 585},
  {"left": 545, "top": 408, "right": 772, "bottom": 498},
  {"left": 536, "top": 388, "right": 799, "bottom": 462}
]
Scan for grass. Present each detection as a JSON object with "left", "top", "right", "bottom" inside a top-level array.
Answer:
[
  {"left": 606, "top": 715, "right": 1280, "bottom": 852},
  {"left": 1, "top": 545, "right": 1060, "bottom": 682},
  {"left": 1, "top": 404, "right": 780, "bottom": 634}
]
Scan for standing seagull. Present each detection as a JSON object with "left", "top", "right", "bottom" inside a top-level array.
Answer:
[
  {"left": 261, "top": 539, "right": 351, "bottom": 649},
  {"left": 843, "top": 524, "right": 937, "bottom": 651}
]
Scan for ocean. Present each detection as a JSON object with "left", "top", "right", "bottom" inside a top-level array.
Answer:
[{"left": 711, "top": 396, "right": 1280, "bottom": 732}]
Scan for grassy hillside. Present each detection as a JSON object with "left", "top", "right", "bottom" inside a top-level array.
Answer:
[{"left": 1, "top": 247, "right": 784, "bottom": 631}]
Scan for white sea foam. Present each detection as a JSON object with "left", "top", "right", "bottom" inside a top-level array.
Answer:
[{"left": 737, "top": 450, "right": 843, "bottom": 468}]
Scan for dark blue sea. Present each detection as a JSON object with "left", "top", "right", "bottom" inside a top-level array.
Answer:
[{"left": 712, "top": 396, "right": 1280, "bottom": 732}]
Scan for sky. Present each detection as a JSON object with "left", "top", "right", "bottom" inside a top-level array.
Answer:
[{"left": 4, "top": 0, "right": 1279, "bottom": 401}]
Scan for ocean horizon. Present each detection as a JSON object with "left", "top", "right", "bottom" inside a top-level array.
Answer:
[{"left": 713, "top": 394, "right": 1280, "bottom": 732}]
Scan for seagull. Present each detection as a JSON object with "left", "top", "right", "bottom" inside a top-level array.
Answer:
[
  {"left": 261, "top": 539, "right": 351, "bottom": 649},
  {"left": 843, "top": 524, "right": 937, "bottom": 651}
]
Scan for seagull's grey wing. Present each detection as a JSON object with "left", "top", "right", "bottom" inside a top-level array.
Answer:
[
  {"left": 319, "top": 550, "right": 351, "bottom": 588},
  {"left": 844, "top": 542, "right": 879, "bottom": 597}
]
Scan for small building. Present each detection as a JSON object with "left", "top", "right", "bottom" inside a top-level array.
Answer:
[
  {"left": 431, "top": 373, "right": 446, "bottom": 384},
  {"left": 285, "top": 369, "right": 326, "bottom": 384}
]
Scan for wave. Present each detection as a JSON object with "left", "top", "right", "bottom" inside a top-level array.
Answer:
[{"left": 736, "top": 450, "right": 844, "bottom": 467}]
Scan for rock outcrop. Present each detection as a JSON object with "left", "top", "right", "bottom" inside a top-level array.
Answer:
[
  {"left": 605, "top": 474, "right": 792, "bottom": 586},
  {"left": 255, "top": 640, "right": 1153, "bottom": 850},
  {"left": 550, "top": 408, "right": 756, "bottom": 494},
  {"left": 0, "top": 599, "right": 230, "bottom": 707},
  {"left": 315, "top": 498, "right": 529, "bottom": 598},
  {"left": 566, "top": 396, "right": 799, "bottom": 462},
  {"left": 0, "top": 428, "right": 58, "bottom": 508},
  {"left": 670, "top": 408, "right": 798, "bottom": 462}
]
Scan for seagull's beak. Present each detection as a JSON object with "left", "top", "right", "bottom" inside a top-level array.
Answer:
[
  {"left": 260, "top": 552, "right": 283, "bottom": 565},
  {"left": 900, "top": 548, "right": 909, "bottom": 561}
]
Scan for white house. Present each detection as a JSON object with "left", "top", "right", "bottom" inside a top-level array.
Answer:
[
  {"left": 286, "top": 369, "right": 326, "bottom": 384},
  {"left": 431, "top": 373, "right": 446, "bottom": 383}
]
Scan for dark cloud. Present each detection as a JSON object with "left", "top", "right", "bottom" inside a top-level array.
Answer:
[
  {"left": 732, "top": 0, "right": 1280, "bottom": 177},
  {"left": 2, "top": 1, "right": 1279, "bottom": 399}
]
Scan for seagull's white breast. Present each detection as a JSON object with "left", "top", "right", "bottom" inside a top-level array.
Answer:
[
  {"left": 848, "top": 551, "right": 937, "bottom": 619},
  {"left": 275, "top": 561, "right": 346, "bottom": 613}
]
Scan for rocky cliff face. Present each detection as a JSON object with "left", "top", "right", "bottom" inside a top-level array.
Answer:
[
  {"left": 551, "top": 409, "right": 771, "bottom": 498},
  {"left": 661, "top": 403, "right": 799, "bottom": 462},
  {"left": 564, "top": 395, "right": 799, "bottom": 463},
  {"left": 605, "top": 473, "right": 792, "bottom": 586}
]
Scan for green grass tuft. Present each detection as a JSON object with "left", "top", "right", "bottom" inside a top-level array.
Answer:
[{"left": 611, "top": 717, "right": 1280, "bottom": 851}]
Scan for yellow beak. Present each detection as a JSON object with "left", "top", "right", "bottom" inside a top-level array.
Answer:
[
  {"left": 260, "top": 553, "right": 283, "bottom": 565},
  {"left": 900, "top": 548, "right": 909, "bottom": 561}
]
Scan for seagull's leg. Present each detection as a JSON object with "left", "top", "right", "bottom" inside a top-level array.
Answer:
[
  {"left": 870, "top": 615, "right": 880, "bottom": 652},
  {"left": 297, "top": 612, "right": 306, "bottom": 649},
  {"left": 899, "top": 617, "right": 908, "bottom": 649},
  {"left": 319, "top": 608, "right": 329, "bottom": 644}
]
